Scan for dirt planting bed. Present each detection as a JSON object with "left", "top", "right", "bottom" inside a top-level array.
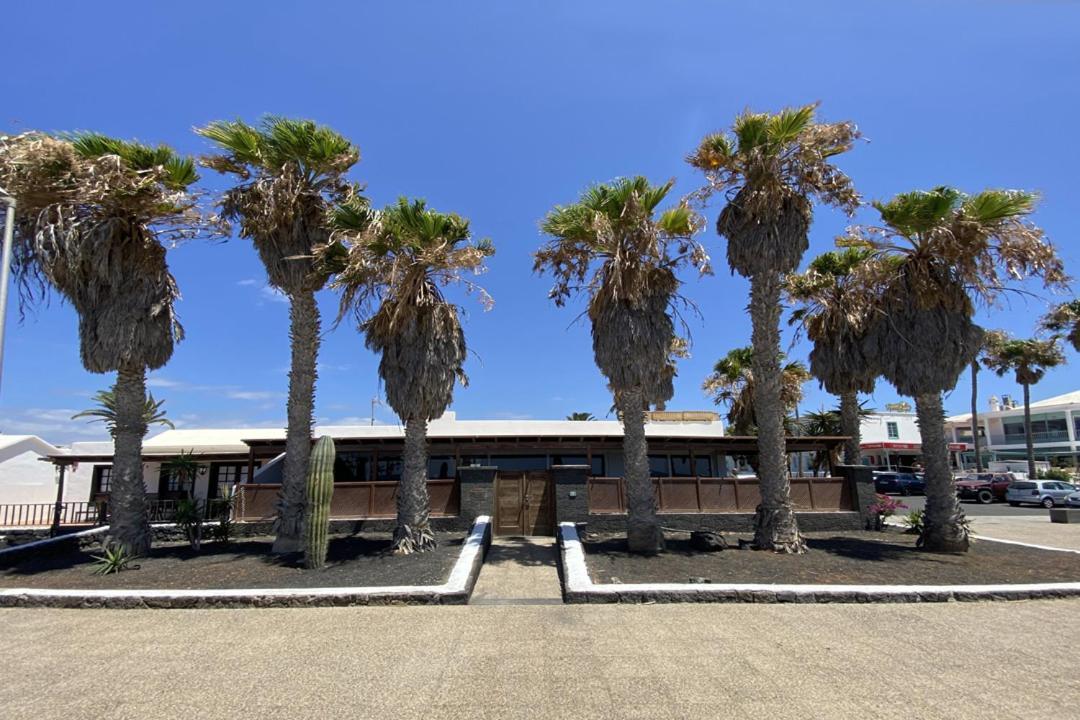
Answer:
[
  {"left": 582, "top": 528, "right": 1080, "bottom": 586},
  {"left": 0, "top": 532, "right": 465, "bottom": 591}
]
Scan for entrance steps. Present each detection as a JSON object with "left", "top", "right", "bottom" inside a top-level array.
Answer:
[{"left": 469, "top": 537, "right": 563, "bottom": 605}]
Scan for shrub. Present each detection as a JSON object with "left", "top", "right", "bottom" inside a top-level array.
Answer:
[
  {"left": 1039, "top": 467, "right": 1075, "bottom": 482},
  {"left": 174, "top": 498, "right": 205, "bottom": 551},
  {"left": 210, "top": 488, "right": 237, "bottom": 545},
  {"left": 91, "top": 543, "right": 139, "bottom": 575},
  {"left": 902, "top": 509, "right": 924, "bottom": 534},
  {"left": 867, "top": 493, "right": 908, "bottom": 531}
]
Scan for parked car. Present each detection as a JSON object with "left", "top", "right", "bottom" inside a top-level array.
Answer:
[
  {"left": 955, "top": 472, "right": 1016, "bottom": 504},
  {"left": 1066, "top": 491, "right": 1080, "bottom": 508},
  {"left": 1006, "top": 480, "right": 1076, "bottom": 508},
  {"left": 873, "top": 471, "right": 926, "bottom": 496}
]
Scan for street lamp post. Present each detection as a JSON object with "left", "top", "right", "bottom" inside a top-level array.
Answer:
[{"left": 0, "top": 189, "right": 15, "bottom": 395}]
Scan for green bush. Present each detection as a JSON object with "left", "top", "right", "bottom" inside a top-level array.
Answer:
[{"left": 91, "top": 543, "right": 139, "bottom": 575}]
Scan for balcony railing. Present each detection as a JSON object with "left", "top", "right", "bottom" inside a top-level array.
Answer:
[
  {"left": 0, "top": 499, "right": 235, "bottom": 529},
  {"left": 990, "top": 431, "right": 1072, "bottom": 445}
]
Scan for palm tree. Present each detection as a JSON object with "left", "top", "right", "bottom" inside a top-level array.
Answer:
[
  {"left": 0, "top": 131, "right": 205, "bottom": 554},
  {"left": 321, "top": 196, "right": 494, "bottom": 553},
  {"left": 567, "top": 412, "right": 595, "bottom": 421},
  {"left": 688, "top": 104, "right": 860, "bottom": 553},
  {"left": 1041, "top": 300, "right": 1080, "bottom": 352},
  {"left": 703, "top": 347, "right": 810, "bottom": 436},
  {"left": 786, "top": 248, "right": 877, "bottom": 465},
  {"left": 197, "top": 117, "right": 361, "bottom": 553},
  {"left": 799, "top": 403, "right": 875, "bottom": 473},
  {"left": 969, "top": 329, "right": 1009, "bottom": 472},
  {"left": 983, "top": 337, "right": 1066, "bottom": 480},
  {"left": 73, "top": 387, "right": 175, "bottom": 435},
  {"left": 536, "top": 177, "right": 709, "bottom": 555},
  {"left": 852, "top": 187, "right": 1068, "bottom": 551}
]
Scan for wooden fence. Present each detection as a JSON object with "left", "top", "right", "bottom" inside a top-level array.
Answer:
[
  {"left": 235, "top": 480, "right": 460, "bottom": 521},
  {"left": 588, "top": 476, "right": 853, "bottom": 514}
]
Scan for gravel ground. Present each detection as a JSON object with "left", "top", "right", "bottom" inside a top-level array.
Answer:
[
  {"left": 0, "top": 532, "right": 465, "bottom": 590},
  {"left": 583, "top": 528, "right": 1080, "bottom": 585}
]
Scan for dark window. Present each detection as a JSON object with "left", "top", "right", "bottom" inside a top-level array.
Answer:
[
  {"left": 159, "top": 468, "right": 192, "bottom": 495},
  {"left": 670, "top": 455, "right": 693, "bottom": 477},
  {"left": 490, "top": 455, "right": 548, "bottom": 471},
  {"left": 428, "top": 456, "right": 456, "bottom": 479},
  {"left": 648, "top": 455, "right": 670, "bottom": 477},
  {"left": 334, "top": 452, "right": 370, "bottom": 483},
  {"left": 552, "top": 454, "right": 606, "bottom": 477},
  {"left": 376, "top": 456, "right": 403, "bottom": 482},
  {"left": 694, "top": 456, "right": 714, "bottom": 477},
  {"left": 91, "top": 466, "right": 112, "bottom": 495}
]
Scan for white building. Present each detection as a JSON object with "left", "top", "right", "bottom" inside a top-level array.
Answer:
[
  {"left": 0, "top": 435, "right": 63, "bottom": 505},
  {"left": 945, "top": 390, "right": 1080, "bottom": 469}
]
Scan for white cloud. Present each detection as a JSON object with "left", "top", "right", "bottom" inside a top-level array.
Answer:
[
  {"left": 226, "top": 390, "right": 285, "bottom": 401},
  {"left": 236, "top": 278, "right": 258, "bottom": 286},
  {"left": 146, "top": 376, "right": 186, "bottom": 389},
  {"left": 260, "top": 286, "right": 289, "bottom": 304}
]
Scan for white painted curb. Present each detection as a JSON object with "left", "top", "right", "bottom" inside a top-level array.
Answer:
[
  {"left": 1, "top": 516, "right": 491, "bottom": 608},
  {"left": 559, "top": 522, "right": 1080, "bottom": 603},
  {"left": 0, "top": 526, "right": 109, "bottom": 557}
]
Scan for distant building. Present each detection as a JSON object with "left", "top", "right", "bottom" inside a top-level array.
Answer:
[
  {"left": 945, "top": 390, "right": 1080, "bottom": 469},
  {"left": 0, "top": 435, "right": 63, "bottom": 505}
]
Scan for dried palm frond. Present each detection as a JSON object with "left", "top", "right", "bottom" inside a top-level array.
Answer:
[
  {"left": 687, "top": 104, "right": 861, "bottom": 277},
  {"left": 786, "top": 247, "right": 878, "bottom": 395},
  {"left": 1041, "top": 299, "right": 1080, "bottom": 352},
  {"left": 196, "top": 116, "right": 360, "bottom": 294},
  {"left": 0, "top": 131, "right": 215, "bottom": 372},
  {"left": 535, "top": 177, "right": 710, "bottom": 407},
  {"left": 843, "top": 186, "right": 1069, "bottom": 396},
  {"left": 323, "top": 197, "right": 493, "bottom": 422}
]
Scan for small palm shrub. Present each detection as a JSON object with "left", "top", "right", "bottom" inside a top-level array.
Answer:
[
  {"left": 174, "top": 499, "right": 205, "bottom": 551},
  {"left": 210, "top": 488, "right": 237, "bottom": 545},
  {"left": 1039, "top": 467, "right": 1075, "bottom": 482},
  {"left": 902, "top": 509, "right": 924, "bottom": 535},
  {"left": 91, "top": 544, "right": 139, "bottom": 575}
]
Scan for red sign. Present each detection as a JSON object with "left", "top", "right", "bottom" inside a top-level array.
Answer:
[{"left": 861, "top": 442, "right": 921, "bottom": 451}]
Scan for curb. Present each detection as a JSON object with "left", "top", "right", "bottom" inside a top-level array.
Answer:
[
  {"left": 558, "top": 522, "right": 1080, "bottom": 604},
  {"left": 0, "top": 516, "right": 492, "bottom": 609}
]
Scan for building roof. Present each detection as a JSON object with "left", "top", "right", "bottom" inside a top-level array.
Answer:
[
  {"left": 0, "top": 435, "right": 61, "bottom": 464},
  {"left": 946, "top": 389, "right": 1080, "bottom": 424}
]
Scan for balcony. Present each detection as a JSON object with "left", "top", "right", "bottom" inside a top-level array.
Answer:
[{"left": 989, "top": 431, "right": 1072, "bottom": 446}]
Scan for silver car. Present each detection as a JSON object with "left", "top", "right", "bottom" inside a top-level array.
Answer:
[{"left": 1006, "top": 480, "right": 1076, "bottom": 509}]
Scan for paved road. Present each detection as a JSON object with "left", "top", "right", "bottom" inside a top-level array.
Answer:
[
  {"left": 3, "top": 600, "right": 1079, "bottom": 719},
  {"left": 891, "top": 495, "right": 1050, "bottom": 517}
]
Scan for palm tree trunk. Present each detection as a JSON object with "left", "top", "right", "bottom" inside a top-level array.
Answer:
[
  {"left": 914, "top": 392, "right": 969, "bottom": 552},
  {"left": 393, "top": 417, "right": 435, "bottom": 554},
  {"left": 273, "top": 291, "right": 320, "bottom": 554},
  {"left": 749, "top": 273, "right": 804, "bottom": 553},
  {"left": 1023, "top": 382, "right": 1036, "bottom": 480},
  {"left": 109, "top": 362, "right": 151, "bottom": 555},
  {"left": 839, "top": 390, "right": 861, "bottom": 466},
  {"left": 620, "top": 387, "right": 664, "bottom": 555},
  {"left": 970, "top": 360, "right": 983, "bottom": 472}
]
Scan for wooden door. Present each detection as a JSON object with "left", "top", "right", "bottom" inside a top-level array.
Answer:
[{"left": 494, "top": 471, "right": 553, "bottom": 536}]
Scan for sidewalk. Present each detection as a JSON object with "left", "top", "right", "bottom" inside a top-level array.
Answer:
[
  {"left": 971, "top": 514, "right": 1080, "bottom": 551},
  {"left": 469, "top": 536, "right": 563, "bottom": 605}
]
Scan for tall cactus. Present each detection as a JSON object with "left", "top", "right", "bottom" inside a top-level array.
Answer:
[{"left": 303, "top": 435, "right": 336, "bottom": 569}]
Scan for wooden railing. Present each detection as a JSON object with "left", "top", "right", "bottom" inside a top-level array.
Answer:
[
  {"left": 0, "top": 501, "right": 106, "bottom": 528},
  {"left": 234, "top": 480, "right": 460, "bottom": 521},
  {"left": 588, "top": 476, "right": 853, "bottom": 514}
]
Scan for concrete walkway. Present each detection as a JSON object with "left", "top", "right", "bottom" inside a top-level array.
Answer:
[
  {"left": 3, "top": 600, "right": 1080, "bottom": 719},
  {"left": 469, "top": 536, "right": 563, "bottom": 605},
  {"left": 971, "top": 514, "right": 1080, "bottom": 551}
]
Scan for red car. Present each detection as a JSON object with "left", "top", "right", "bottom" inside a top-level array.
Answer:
[{"left": 955, "top": 473, "right": 1016, "bottom": 504}]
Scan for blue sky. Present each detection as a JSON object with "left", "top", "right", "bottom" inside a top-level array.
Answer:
[{"left": 1, "top": 1, "right": 1078, "bottom": 443}]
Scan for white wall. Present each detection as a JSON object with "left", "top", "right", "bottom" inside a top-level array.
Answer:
[
  {"left": 860, "top": 413, "right": 921, "bottom": 444},
  {"left": 0, "top": 449, "right": 62, "bottom": 504}
]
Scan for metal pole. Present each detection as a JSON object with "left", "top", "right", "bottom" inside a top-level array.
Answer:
[{"left": 0, "top": 194, "right": 15, "bottom": 395}]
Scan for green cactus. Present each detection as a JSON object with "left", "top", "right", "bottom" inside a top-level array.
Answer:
[{"left": 303, "top": 435, "right": 336, "bottom": 569}]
